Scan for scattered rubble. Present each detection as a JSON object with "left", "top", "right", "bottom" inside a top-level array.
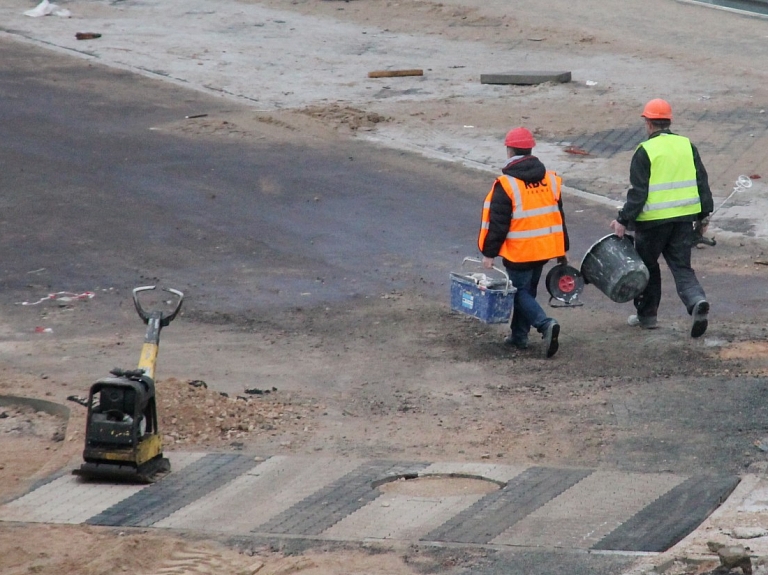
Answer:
[
  {"left": 299, "top": 104, "right": 389, "bottom": 132},
  {"left": 156, "top": 378, "right": 318, "bottom": 448},
  {"left": 0, "top": 404, "right": 66, "bottom": 441},
  {"left": 732, "top": 527, "right": 768, "bottom": 540},
  {"left": 718, "top": 545, "right": 753, "bottom": 574}
]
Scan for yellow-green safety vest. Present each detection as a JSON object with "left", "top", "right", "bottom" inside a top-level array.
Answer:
[{"left": 636, "top": 133, "right": 701, "bottom": 221}]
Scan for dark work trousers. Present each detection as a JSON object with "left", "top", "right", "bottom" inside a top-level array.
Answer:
[
  {"left": 504, "top": 264, "right": 551, "bottom": 345},
  {"left": 633, "top": 221, "right": 707, "bottom": 319}
]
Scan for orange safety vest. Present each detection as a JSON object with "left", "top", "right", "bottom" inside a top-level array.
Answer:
[{"left": 478, "top": 172, "right": 565, "bottom": 263}]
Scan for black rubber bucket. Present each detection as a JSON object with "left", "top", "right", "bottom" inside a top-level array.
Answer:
[{"left": 580, "top": 234, "right": 649, "bottom": 303}]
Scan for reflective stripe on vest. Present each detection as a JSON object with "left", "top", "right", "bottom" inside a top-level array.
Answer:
[
  {"left": 637, "top": 134, "right": 701, "bottom": 221},
  {"left": 500, "top": 174, "right": 565, "bottom": 262},
  {"left": 477, "top": 172, "right": 565, "bottom": 263},
  {"left": 477, "top": 195, "right": 493, "bottom": 250},
  {"left": 507, "top": 224, "right": 564, "bottom": 239}
]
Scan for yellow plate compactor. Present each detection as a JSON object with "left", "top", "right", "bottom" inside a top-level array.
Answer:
[{"left": 73, "top": 286, "right": 184, "bottom": 483}]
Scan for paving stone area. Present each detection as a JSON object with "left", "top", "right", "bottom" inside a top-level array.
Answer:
[
  {"left": 562, "top": 107, "right": 768, "bottom": 162},
  {"left": 87, "top": 453, "right": 258, "bottom": 528},
  {"left": 0, "top": 453, "right": 740, "bottom": 554}
]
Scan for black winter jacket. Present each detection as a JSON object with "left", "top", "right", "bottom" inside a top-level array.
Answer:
[{"left": 479, "top": 155, "right": 570, "bottom": 271}]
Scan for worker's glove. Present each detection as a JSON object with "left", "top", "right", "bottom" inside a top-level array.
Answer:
[{"left": 692, "top": 218, "right": 716, "bottom": 247}]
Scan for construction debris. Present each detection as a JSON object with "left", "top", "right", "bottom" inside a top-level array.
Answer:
[
  {"left": 717, "top": 545, "right": 753, "bottom": 574},
  {"left": 156, "top": 378, "right": 316, "bottom": 447},
  {"left": 480, "top": 71, "right": 571, "bottom": 85},
  {"left": 564, "top": 146, "right": 590, "bottom": 156},
  {"left": 368, "top": 69, "right": 423, "bottom": 78}
]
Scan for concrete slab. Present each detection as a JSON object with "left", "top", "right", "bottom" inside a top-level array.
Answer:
[
  {"left": 480, "top": 71, "right": 572, "bottom": 85},
  {"left": 323, "top": 491, "right": 487, "bottom": 541}
]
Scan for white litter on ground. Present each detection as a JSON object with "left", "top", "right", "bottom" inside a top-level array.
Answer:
[{"left": 23, "top": 0, "right": 71, "bottom": 18}]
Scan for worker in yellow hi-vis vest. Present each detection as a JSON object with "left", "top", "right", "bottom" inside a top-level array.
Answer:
[{"left": 610, "top": 99, "right": 714, "bottom": 338}]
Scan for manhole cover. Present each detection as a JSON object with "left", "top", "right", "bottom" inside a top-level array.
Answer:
[{"left": 378, "top": 474, "right": 501, "bottom": 497}]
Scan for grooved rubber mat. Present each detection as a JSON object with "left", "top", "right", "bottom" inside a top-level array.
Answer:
[
  {"left": 423, "top": 467, "right": 593, "bottom": 544},
  {"left": 87, "top": 453, "right": 259, "bottom": 527},
  {"left": 0, "top": 453, "right": 740, "bottom": 553},
  {"left": 592, "top": 474, "right": 742, "bottom": 552},
  {"left": 252, "top": 460, "right": 429, "bottom": 536}
]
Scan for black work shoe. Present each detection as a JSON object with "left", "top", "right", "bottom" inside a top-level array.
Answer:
[
  {"left": 691, "top": 300, "right": 709, "bottom": 338},
  {"left": 503, "top": 334, "right": 528, "bottom": 349},
  {"left": 627, "top": 314, "right": 658, "bottom": 329},
  {"left": 542, "top": 320, "right": 560, "bottom": 358}
]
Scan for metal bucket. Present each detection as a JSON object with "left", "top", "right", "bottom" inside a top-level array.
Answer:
[{"left": 580, "top": 234, "right": 649, "bottom": 303}]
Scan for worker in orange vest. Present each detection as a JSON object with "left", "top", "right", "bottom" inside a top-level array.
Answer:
[{"left": 478, "top": 127, "right": 569, "bottom": 358}]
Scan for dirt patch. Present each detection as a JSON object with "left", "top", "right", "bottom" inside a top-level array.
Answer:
[
  {"left": 0, "top": 403, "right": 67, "bottom": 501},
  {"left": 0, "top": 524, "right": 423, "bottom": 575},
  {"left": 299, "top": 104, "right": 390, "bottom": 133},
  {"left": 720, "top": 341, "right": 768, "bottom": 360},
  {"left": 0, "top": 403, "right": 65, "bottom": 440}
]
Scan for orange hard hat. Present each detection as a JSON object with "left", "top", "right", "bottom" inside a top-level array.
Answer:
[
  {"left": 504, "top": 127, "right": 536, "bottom": 148},
  {"left": 641, "top": 98, "right": 673, "bottom": 120}
]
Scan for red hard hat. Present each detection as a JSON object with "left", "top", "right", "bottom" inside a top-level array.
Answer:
[
  {"left": 504, "top": 127, "right": 536, "bottom": 148},
  {"left": 641, "top": 98, "right": 673, "bottom": 120}
]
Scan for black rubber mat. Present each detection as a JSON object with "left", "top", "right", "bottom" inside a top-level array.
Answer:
[
  {"left": 592, "top": 474, "right": 740, "bottom": 552},
  {"left": 86, "top": 453, "right": 259, "bottom": 527},
  {"left": 252, "top": 460, "right": 428, "bottom": 536},
  {"left": 423, "top": 467, "right": 594, "bottom": 544}
]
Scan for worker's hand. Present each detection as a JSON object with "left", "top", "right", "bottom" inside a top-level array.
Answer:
[
  {"left": 698, "top": 216, "right": 710, "bottom": 236},
  {"left": 557, "top": 255, "right": 568, "bottom": 266},
  {"left": 610, "top": 219, "right": 626, "bottom": 238},
  {"left": 482, "top": 256, "right": 494, "bottom": 269}
]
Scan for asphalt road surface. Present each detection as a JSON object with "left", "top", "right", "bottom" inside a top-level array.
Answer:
[{"left": 0, "top": 37, "right": 611, "bottom": 318}]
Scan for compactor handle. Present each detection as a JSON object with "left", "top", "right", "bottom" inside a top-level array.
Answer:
[{"left": 133, "top": 286, "right": 184, "bottom": 327}]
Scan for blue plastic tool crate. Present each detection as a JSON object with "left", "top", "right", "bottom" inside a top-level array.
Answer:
[{"left": 449, "top": 258, "right": 516, "bottom": 324}]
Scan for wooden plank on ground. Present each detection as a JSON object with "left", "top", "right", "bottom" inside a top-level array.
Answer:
[{"left": 368, "top": 69, "right": 424, "bottom": 78}]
